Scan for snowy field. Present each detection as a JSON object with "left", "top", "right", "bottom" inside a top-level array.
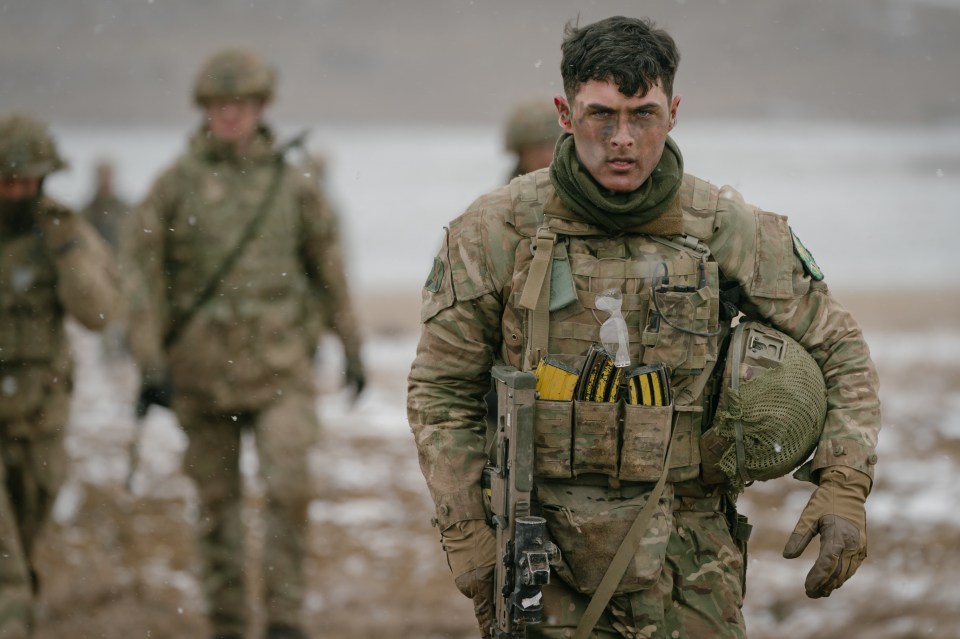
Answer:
[{"left": 29, "top": 121, "right": 960, "bottom": 638}]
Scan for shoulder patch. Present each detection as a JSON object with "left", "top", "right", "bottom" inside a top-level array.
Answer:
[
  {"left": 424, "top": 257, "right": 444, "bottom": 293},
  {"left": 791, "top": 229, "right": 824, "bottom": 281}
]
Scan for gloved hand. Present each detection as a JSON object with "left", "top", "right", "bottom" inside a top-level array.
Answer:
[
  {"left": 441, "top": 518, "right": 497, "bottom": 638},
  {"left": 783, "top": 465, "right": 871, "bottom": 598},
  {"left": 36, "top": 209, "right": 80, "bottom": 258},
  {"left": 135, "top": 372, "right": 173, "bottom": 418},
  {"left": 344, "top": 355, "right": 366, "bottom": 399}
]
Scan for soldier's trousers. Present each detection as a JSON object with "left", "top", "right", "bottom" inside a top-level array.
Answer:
[
  {"left": 175, "top": 387, "right": 318, "bottom": 636},
  {"left": 0, "top": 393, "right": 70, "bottom": 639},
  {"left": 532, "top": 501, "right": 746, "bottom": 639}
]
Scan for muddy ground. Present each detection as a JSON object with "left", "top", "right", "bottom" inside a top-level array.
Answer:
[{"left": 28, "top": 289, "right": 960, "bottom": 639}]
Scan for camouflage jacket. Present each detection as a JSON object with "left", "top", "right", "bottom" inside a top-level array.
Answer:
[
  {"left": 122, "top": 126, "right": 362, "bottom": 411},
  {"left": 0, "top": 196, "right": 120, "bottom": 424},
  {"left": 407, "top": 168, "right": 881, "bottom": 531}
]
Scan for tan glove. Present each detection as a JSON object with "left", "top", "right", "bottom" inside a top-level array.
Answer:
[
  {"left": 783, "top": 465, "right": 871, "bottom": 598},
  {"left": 441, "top": 518, "right": 497, "bottom": 638}
]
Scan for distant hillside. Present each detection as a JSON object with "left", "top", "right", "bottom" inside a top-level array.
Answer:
[{"left": 1, "top": 0, "right": 958, "bottom": 126}]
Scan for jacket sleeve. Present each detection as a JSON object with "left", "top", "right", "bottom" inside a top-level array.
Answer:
[
  {"left": 119, "top": 169, "right": 175, "bottom": 377},
  {"left": 407, "top": 205, "right": 507, "bottom": 530},
  {"left": 298, "top": 179, "right": 363, "bottom": 363},
  {"left": 709, "top": 188, "right": 881, "bottom": 480},
  {"left": 38, "top": 201, "right": 121, "bottom": 331}
]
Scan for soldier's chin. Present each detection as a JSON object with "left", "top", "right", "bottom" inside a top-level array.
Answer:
[{"left": 598, "top": 170, "right": 643, "bottom": 193}]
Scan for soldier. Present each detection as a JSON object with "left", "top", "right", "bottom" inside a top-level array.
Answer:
[
  {"left": 408, "top": 16, "right": 880, "bottom": 639},
  {"left": 80, "top": 159, "right": 129, "bottom": 252},
  {"left": 0, "top": 114, "right": 120, "bottom": 637},
  {"left": 80, "top": 159, "right": 130, "bottom": 361},
  {"left": 121, "top": 48, "right": 365, "bottom": 639},
  {"left": 503, "top": 96, "right": 563, "bottom": 181}
]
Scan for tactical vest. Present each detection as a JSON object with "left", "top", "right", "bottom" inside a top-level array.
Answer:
[
  {"left": 160, "top": 151, "right": 317, "bottom": 408},
  {"left": 0, "top": 228, "right": 68, "bottom": 419},
  {"left": 499, "top": 172, "right": 725, "bottom": 483}
]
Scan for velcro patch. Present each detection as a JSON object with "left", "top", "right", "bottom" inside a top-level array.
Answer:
[
  {"left": 424, "top": 257, "right": 444, "bottom": 293},
  {"left": 791, "top": 229, "right": 824, "bottom": 281}
]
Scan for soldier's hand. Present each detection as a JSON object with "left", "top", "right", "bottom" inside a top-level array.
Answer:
[
  {"left": 441, "top": 519, "right": 497, "bottom": 638},
  {"left": 344, "top": 356, "right": 365, "bottom": 399},
  {"left": 35, "top": 209, "right": 80, "bottom": 258},
  {"left": 783, "top": 466, "right": 871, "bottom": 598},
  {"left": 136, "top": 376, "right": 173, "bottom": 418}
]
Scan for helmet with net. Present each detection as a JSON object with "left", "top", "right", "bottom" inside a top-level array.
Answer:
[
  {"left": 503, "top": 97, "right": 562, "bottom": 153},
  {"left": 700, "top": 321, "right": 827, "bottom": 493},
  {"left": 193, "top": 48, "right": 276, "bottom": 106},
  {"left": 0, "top": 113, "right": 67, "bottom": 179}
]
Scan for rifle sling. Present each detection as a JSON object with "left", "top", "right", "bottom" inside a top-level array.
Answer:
[
  {"left": 571, "top": 342, "right": 728, "bottom": 638},
  {"left": 162, "top": 155, "right": 286, "bottom": 350},
  {"left": 572, "top": 439, "right": 674, "bottom": 639}
]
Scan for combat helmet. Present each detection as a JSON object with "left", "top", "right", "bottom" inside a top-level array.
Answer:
[
  {"left": 700, "top": 321, "right": 827, "bottom": 493},
  {"left": 0, "top": 113, "right": 67, "bottom": 179},
  {"left": 503, "top": 97, "right": 562, "bottom": 153},
  {"left": 193, "top": 48, "right": 276, "bottom": 106}
]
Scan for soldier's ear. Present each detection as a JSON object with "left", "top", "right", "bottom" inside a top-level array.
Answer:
[
  {"left": 668, "top": 95, "right": 681, "bottom": 131},
  {"left": 554, "top": 96, "right": 573, "bottom": 133}
]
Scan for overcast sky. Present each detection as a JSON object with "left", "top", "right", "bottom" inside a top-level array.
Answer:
[{"left": 1, "top": 0, "right": 958, "bottom": 127}]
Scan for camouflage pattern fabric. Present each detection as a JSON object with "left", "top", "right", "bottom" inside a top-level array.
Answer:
[
  {"left": 0, "top": 459, "right": 31, "bottom": 639},
  {"left": 173, "top": 387, "right": 317, "bottom": 635},
  {"left": 121, "top": 125, "right": 362, "bottom": 410},
  {"left": 530, "top": 504, "right": 745, "bottom": 639},
  {"left": 0, "top": 195, "right": 119, "bottom": 637},
  {"left": 121, "top": 125, "right": 362, "bottom": 635},
  {"left": 407, "top": 168, "right": 880, "bottom": 636}
]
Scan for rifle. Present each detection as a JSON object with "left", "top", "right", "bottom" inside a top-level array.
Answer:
[{"left": 484, "top": 365, "right": 560, "bottom": 638}]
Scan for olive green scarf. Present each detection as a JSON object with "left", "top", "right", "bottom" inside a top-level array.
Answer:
[{"left": 549, "top": 132, "right": 683, "bottom": 235}]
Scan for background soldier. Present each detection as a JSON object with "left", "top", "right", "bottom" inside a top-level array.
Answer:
[
  {"left": 408, "top": 16, "right": 880, "bottom": 639},
  {"left": 80, "top": 159, "right": 131, "bottom": 361},
  {"left": 502, "top": 96, "right": 563, "bottom": 181},
  {"left": 0, "top": 113, "right": 120, "bottom": 638},
  {"left": 121, "top": 48, "right": 365, "bottom": 639},
  {"left": 80, "top": 159, "right": 129, "bottom": 252}
]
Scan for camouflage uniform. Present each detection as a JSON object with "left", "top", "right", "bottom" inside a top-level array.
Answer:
[
  {"left": 407, "top": 169, "right": 880, "bottom": 638},
  {"left": 0, "top": 114, "right": 120, "bottom": 638},
  {"left": 122, "top": 123, "right": 362, "bottom": 636}
]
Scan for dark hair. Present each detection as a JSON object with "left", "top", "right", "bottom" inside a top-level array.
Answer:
[{"left": 560, "top": 16, "right": 680, "bottom": 100}]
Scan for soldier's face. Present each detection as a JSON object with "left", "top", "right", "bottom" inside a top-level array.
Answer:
[
  {"left": 204, "top": 97, "right": 264, "bottom": 144},
  {"left": 0, "top": 176, "right": 40, "bottom": 201},
  {"left": 556, "top": 79, "right": 680, "bottom": 193}
]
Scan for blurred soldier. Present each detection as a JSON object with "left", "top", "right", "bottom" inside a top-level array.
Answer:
[
  {"left": 121, "top": 48, "right": 365, "bottom": 639},
  {"left": 408, "top": 16, "right": 880, "bottom": 639},
  {"left": 503, "top": 96, "right": 563, "bottom": 181},
  {"left": 80, "top": 159, "right": 129, "bottom": 251},
  {"left": 81, "top": 159, "right": 130, "bottom": 360},
  {"left": 0, "top": 114, "right": 120, "bottom": 638}
]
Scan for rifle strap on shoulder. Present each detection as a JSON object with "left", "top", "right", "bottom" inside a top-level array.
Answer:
[
  {"left": 162, "top": 155, "right": 286, "bottom": 350},
  {"left": 162, "top": 131, "right": 309, "bottom": 350},
  {"left": 573, "top": 442, "right": 674, "bottom": 639},
  {"left": 519, "top": 227, "right": 557, "bottom": 371}
]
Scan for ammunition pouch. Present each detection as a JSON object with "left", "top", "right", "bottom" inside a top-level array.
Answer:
[
  {"left": 535, "top": 480, "right": 673, "bottom": 596},
  {"left": 532, "top": 399, "right": 673, "bottom": 483}
]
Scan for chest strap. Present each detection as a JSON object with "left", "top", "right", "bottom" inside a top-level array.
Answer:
[{"left": 518, "top": 227, "right": 557, "bottom": 371}]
